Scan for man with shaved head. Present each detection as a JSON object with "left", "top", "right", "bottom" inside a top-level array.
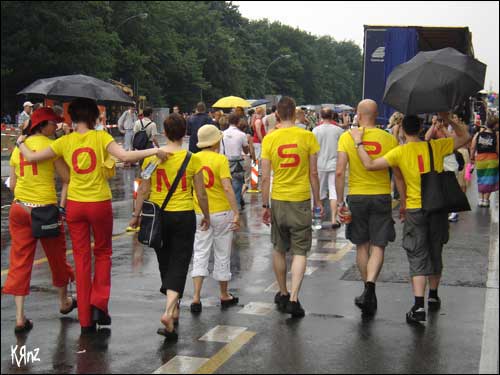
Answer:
[{"left": 335, "top": 99, "right": 404, "bottom": 316}]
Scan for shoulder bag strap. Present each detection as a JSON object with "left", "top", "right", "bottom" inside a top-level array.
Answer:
[
  {"left": 427, "top": 141, "right": 435, "bottom": 173},
  {"left": 140, "top": 119, "right": 146, "bottom": 130},
  {"left": 160, "top": 152, "right": 192, "bottom": 211}
]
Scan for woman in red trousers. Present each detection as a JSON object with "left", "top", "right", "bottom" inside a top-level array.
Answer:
[
  {"left": 17, "top": 98, "right": 166, "bottom": 334},
  {"left": 4, "top": 107, "right": 76, "bottom": 334}
]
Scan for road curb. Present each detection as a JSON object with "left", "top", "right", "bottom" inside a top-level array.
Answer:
[{"left": 479, "top": 191, "right": 499, "bottom": 374}]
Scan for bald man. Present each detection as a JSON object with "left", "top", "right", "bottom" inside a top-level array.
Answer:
[{"left": 335, "top": 99, "right": 405, "bottom": 316}]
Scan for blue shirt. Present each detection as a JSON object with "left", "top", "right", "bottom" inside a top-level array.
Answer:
[{"left": 187, "top": 112, "right": 212, "bottom": 153}]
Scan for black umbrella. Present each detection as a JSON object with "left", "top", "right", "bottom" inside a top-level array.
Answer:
[
  {"left": 383, "top": 47, "right": 486, "bottom": 114},
  {"left": 249, "top": 99, "right": 271, "bottom": 107},
  {"left": 17, "top": 74, "right": 135, "bottom": 105}
]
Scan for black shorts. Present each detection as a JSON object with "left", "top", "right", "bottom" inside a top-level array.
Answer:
[
  {"left": 346, "top": 194, "right": 395, "bottom": 247},
  {"left": 402, "top": 209, "right": 449, "bottom": 277}
]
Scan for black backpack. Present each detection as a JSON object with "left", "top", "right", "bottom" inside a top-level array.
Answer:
[{"left": 133, "top": 120, "right": 153, "bottom": 150}]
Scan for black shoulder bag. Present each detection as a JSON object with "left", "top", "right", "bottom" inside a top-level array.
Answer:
[
  {"left": 421, "top": 142, "right": 471, "bottom": 214},
  {"left": 31, "top": 205, "right": 62, "bottom": 238},
  {"left": 138, "top": 152, "right": 192, "bottom": 248}
]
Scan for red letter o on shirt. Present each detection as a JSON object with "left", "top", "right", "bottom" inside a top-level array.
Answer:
[
  {"left": 202, "top": 166, "right": 215, "bottom": 189},
  {"left": 72, "top": 148, "right": 97, "bottom": 174}
]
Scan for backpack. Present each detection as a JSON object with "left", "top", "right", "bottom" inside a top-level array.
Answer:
[{"left": 132, "top": 120, "right": 153, "bottom": 150}]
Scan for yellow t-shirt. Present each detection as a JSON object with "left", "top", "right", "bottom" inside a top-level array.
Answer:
[
  {"left": 10, "top": 136, "right": 58, "bottom": 204},
  {"left": 193, "top": 150, "right": 232, "bottom": 214},
  {"left": 384, "top": 138, "right": 454, "bottom": 209},
  {"left": 144, "top": 150, "right": 202, "bottom": 212},
  {"left": 338, "top": 127, "right": 398, "bottom": 195},
  {"left": 50, "top": 130, "right": 115, "bottom": 202},
  {"left": 261, "top": 126, "right": 320, "bottom": 202}
]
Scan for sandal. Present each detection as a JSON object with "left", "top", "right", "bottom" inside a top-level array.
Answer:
[
  {"left": 173, "top": 301, "right": 181, "bottom": 326},
  {"left": 14, "top": 318, "right": 33, "bottom": 334},
  {"left": 221, "top": 294, "right": 239, "bottom": 308},
  {"left": 157, "top": 327, "right": 178, "bottom": 341},
  {"left": 190, "top": 302, "right": 202, "bottom": 313},
  {"left": 331, "top": 221, "right": 341, "bottom": 230},
  {"left": 60, "top": 296, "right": 78, "bottom": 315}
]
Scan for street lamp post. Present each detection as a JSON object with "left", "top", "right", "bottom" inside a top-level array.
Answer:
[
  {"left": 115, "top": 13, "right": 148, "bottom": 103},
  {"left": 263, "top": 54, "right": 291, "bottom": 97},
  {"left": 116, "top": 12, "right": 148, "bottom": 30}
]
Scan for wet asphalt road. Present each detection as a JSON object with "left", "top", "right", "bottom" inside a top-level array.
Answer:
[{"left": 0, "top": 168, "right": 495, "bottom": 374}]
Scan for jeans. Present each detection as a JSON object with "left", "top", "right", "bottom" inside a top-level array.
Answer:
[
  {"left": 232, "top": 174, "right": 245, "bottom": 209},
  {"left": 124, "top": 129, "right": 134, "bottom": 151}
]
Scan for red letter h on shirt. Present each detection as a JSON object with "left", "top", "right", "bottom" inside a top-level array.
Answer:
[{"left": 20, "top": 154, "right": 38, "bottom": 177}]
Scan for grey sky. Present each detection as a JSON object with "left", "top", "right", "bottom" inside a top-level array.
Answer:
[{"left": 234, "top": 1, "right": 499, "bottom": 92}]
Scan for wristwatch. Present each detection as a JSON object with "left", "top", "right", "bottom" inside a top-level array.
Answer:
[
  {"left": 16, "top": 139, "right": 25, "bottom": 148},
  {"left": 355, "top": 141, "right": 363, "bottom": 149},
  {"left": 262, "top": 204, "right": 271, "bottom": 209},
  {"left": 132, "top": 213, "right": 140, "bottom": 218}
]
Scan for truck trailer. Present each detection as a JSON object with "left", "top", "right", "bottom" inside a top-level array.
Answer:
[{"left": 362, "top": 25, "right": 474, "bottom": 125}]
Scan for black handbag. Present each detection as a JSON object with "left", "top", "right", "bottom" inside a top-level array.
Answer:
[
  {"left": 31, "top": 205, "right": 61, "bottom": 238},
  {"left": 138, "top": 152, "right": 192, "bottom": 248},
  {"left": 421, "top": 142, "right": 471, "bottom": 214}
]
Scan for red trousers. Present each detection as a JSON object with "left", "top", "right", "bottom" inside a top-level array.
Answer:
[
  {"left": 66, "top": 200, "right": 113, "bottom": 328},
  {"left": 3, "top": 202, "right": 74, "bottom": 296}
]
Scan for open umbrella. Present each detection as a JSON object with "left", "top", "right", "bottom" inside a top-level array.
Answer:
[
  {"left": 249, "top": 99, "right": 271, "bottom": 107},
  {"left": 333, "top": 104, "right": 354, "bottom": 113},
  {"left": 212, "top": 96, "right": 251, "bottom": 108},
  {"left": 383, "top": 47, "right": 486, "bottom": 114},
  {"left": 17, "top": 74, "right": 135, "bottom": 106}
]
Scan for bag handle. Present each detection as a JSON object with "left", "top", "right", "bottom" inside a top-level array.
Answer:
[
  {"left": 140, "top": 119, "right": 153, "bottom": 130},
  {"left": 427, "top": 141, "right": 435, "bottom": 173},
  {"left": 160, "top": 152, "right": 192, "bottom": 211}
]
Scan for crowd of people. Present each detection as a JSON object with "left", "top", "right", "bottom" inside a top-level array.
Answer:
[{"left": 3, "top": 93, "right": 498, "bottom": 343}]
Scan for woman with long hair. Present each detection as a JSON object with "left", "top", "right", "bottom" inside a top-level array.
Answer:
[
  {"left": 5, "top": 108, "right": 76, "bottom": 333},
  {"left": 16, "top": 98, "right": 166, "bottom": 334}
]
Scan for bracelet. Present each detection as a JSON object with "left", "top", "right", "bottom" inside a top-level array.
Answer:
[
  {"left": 262, "top": 204, "right": 270, "bottom": 209},
  {"left": 132, "top": 213, "right": 139, "bottom": 218}
]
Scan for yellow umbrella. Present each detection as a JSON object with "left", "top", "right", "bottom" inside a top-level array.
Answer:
[{"left": 212, "top": 96, "right": 251, "bottom": 108}]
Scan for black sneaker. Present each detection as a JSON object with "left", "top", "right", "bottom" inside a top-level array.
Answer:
[
  {"left": 406, "top": 307, "right": 426, "bottom": 324},
  {"left": 428, "top": 297, "right": 441, "bottom": 311},
  {"left": 361, "top": 292, "right": 378, "bottom": 315},
  {"left": 354, "top": 289, "right": 367, "bottom": 309},
  {"left": 92, "top": 306, "right": 111, "bottom": 326},
  {"left": 286, "top": 300, "right": 305, "bottom": 318},
  {"left": 274, "top": 292, "right": 290, "bottom": 312},
  {"left": 190, "top": 302, "right": 202, "bottom": 313}
]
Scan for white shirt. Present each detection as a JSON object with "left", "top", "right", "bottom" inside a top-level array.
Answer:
[
  {"left": 312, "top": 122, "right": 345, "bottom": 172},
  {"left": 222, "top": 125, "right": 248, "bottom": 159},
  {"left": 133, "top": 117, "right": 158, "bottom": 141}
]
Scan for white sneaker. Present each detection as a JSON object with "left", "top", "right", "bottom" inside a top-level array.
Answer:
[
  {"left": 478, "top": 199, "right": 485, "bottom": 207},
  {"left": 448, "top": 212, "right": 459, "bottom": 222}
]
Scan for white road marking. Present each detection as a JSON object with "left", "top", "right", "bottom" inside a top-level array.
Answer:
[
  {"left": 479, "top": 192, "right": 499, "bottom": 374},
  {"left": 153, "top": 356, "right": 209, "bottom": 374},
  {"left": 199, "top": 326, "right": 248, "bottom": 343},
  {"left": 238, "top": 302, "right": 274, "bottom": 316}
]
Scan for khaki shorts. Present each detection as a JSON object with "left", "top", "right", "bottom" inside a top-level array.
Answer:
[
  {"left": 271, "top": 199, "right": 312, "bottom": 256},
  {"left": 403, "top": 209, "right": 449, "bottom": 277}
]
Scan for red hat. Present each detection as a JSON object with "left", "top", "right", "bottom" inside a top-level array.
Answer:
[{"left": 30, "top": 107, "right": 64, "bottom": 131}]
